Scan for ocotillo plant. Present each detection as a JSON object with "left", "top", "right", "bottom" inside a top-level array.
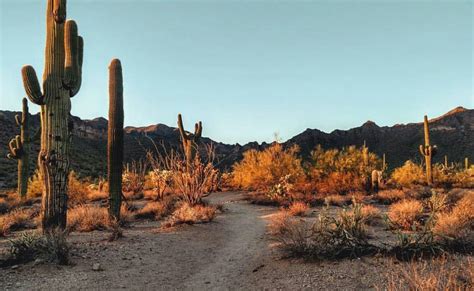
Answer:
[
  {"left": 108, "top": 59, "right": 124, "bottom": 221},
  {"left": 419, "top": 115, "right": 437, "bottom": 185},
  {"left": 7, "top": 98, "right": 30, "bottom": 198},
  {"left": 21, "top": 0, "right": 83, "bottom": 230},
  {"left": 177, "top": 114, "right": 202, "bottom": 170}
]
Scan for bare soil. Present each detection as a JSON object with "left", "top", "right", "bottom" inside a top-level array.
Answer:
[{"left": 0, "top": 192, "right": 470, "bottom": 290}]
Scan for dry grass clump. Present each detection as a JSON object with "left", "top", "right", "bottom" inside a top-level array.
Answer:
[
  {"left": 433, "top": 191, "right": 474, "bottom": 241},
  {"left": 87, "top": 190, "right": 108, "bottom": 202},
  {"left": 163, "top": 203, "right": 216, "bottom": 228},
  {"left": 68, "top": 171, "right": 91, "bottom": 205},
  {"left": 387, "top": 200, "right": 424, "bottom": 230},
  {"left": 27, "top": 170, "right": 43, "bottom": 198},
  {"left": 324, "top": 194, "right": 351, "bottom": 206},
  {"left": 122, "top": 160, "right": 147, "bottom": 195},
  {"left": 0, "top": 209, "right": 36, "bottom": 236},
  {"left": 67, "top": 205, "right": 109, "bottom": 232},
  {"left": 375, "top": 189, "right": 406, "bottom": 204},
  {"left": 7, "top": 230, "right": 70, "bottom": 265},
  {"left": 287, "top": 201, "right": 309, "bottom": 216},
  {"left": 360, "top": 204, "right": 382, "bottom": 225},
  {"left": 269, "top": 204, "right": 373, "bottom": 259},
  {"left": 135, "top": 200, "right": 173, "bottom": 220},
  {"left": 386, "top": 256, "right": 473, "bottom": 290}
]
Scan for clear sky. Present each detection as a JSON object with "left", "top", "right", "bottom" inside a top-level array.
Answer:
[{"left": 0, "top": 0, "right": 472, "bottom": 144}]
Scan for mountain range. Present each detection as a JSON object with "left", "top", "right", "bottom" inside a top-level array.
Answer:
[{"left": 0, "top": 107, "right": 472, "bottom": 189}]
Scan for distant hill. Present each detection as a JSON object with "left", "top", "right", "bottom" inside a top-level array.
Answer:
[{"left": 0, "top": 107, "right": 472, "bottom": 189}]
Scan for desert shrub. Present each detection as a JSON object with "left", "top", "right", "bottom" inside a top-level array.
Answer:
[
  {"left": 68, "top": 171, "right": 90, "bottom": 205},
  {"left": 232, "top": 144, "right": 304, "bottom": 191},
  {"left": 147, "top": 169, "right": 173, "bottom": 200},
  {"left": 0, "top": 209, "right": 36, "bottom": 236},
  {"left": 270, "top": 204, "right": 372, "bottom": 259},
  {"left": 27, "top": 170, "right": 43, "bottom": 198},
  {"left": 433, "top": 191, "right": 474, "bottom": 242},
  {"left": 122, "top": 160, "right": 147, "bottom": 195},
  {"left": 308, "top": 145, "right": 381, "bottom": 195},
  {"left": 375, "top": 189, "right": 406, "bottom": 204},
  {"left": 453, "top": 167, "right": 474, "bottom": 188},
  {"left": 8, "top": 230, "right": 69, "bottom": 265},
  {"left": 67, "top": 205, "right": 109, "bottom": 232},
  {"left": 163, "top": 203, "right": 216, "bottom": 228},
  {"left": 287, "top": 201, "right": 309, "bottom": 217},
  {"left": 391, "top": 161, "right": 425, "bottom": 186},
  {"left": 387, "top": 200, "right": 424, "bottom": 230},
  {"left": 385, "top": 256, "right": 473, "bottom": 290}
]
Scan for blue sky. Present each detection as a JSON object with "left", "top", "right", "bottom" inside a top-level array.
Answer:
[{"left": 0, "top": 0, "right": 472, "bottom": 144}]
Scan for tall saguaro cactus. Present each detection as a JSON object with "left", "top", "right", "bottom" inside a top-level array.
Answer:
[
  {"left": 7, "top": 98, "right": 30, "bottom": 198},
  {"left": 419, "top": 115, "right": 437, "bottom": 185},
  {"left": 21, "top": 0, "right": 83, "bottom": 230},
  {"left": 177, "top": 114, "right": 202, "bottom": 170},
  {"left": 108, "top": 59, "right": 124, "bottom": 221}
]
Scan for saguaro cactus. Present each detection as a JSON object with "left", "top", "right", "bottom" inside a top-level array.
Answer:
[
  {"left": 177, "top": 114, "right": 202, "bottom": 169},
  {"left": 419, "top": 115, "right": 437, "bottom": 185},
  {"left": 108, "top": 59, "right": 124, "bottom": 221},
  {"left": 21, "top": 0, "right": 83, "bottom": 230},
  {"left": 7, "top": 98, "right": 30, "bottom": 198},
  {"left": 466, "top": 157, "right": 470, "bottom": 170}
]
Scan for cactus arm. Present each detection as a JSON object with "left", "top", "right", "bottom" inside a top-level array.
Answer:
[
  {"left": 419, "top": 145, "right": 426, "bottom": 156},
  {"left": 15, "top": 114, "right": 22, "bottom": 126},
  {"left": 70, "top": 36, "right": 83, "bottom": 97},
  {"left": 195, "top": 121, "right": 202, "bottom": 140},
  {"left": 63, "top": 20, "right": 79, "bottom": 91},
  {"left": 52, "top": 0, "right": 66, "bottom": 24},
  {"left": 7, "top": 136, "right": 23, "bottom": 159},
  {"left": 21, "top": 66, "right": 44, "bottom": 105},
  {"left": 177, "top": 114, "right": 189, "bottom": 140}
]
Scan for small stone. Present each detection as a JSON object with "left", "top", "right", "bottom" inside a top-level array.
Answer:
[
  {"left": 34, "top": 259, "right": 45, "bottom": 266},
  {"left": 92, "top": 263, "right": 102, "bottom": 271},
  {"left": 11, "top": 265, "right": 19, "bottom": 270}
]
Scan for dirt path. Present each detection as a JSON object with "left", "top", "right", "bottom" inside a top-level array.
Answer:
[
  {"left": 0, "top": 192, "right": 279, "bottom": 290},
  {"left": 1, "top": 191, "right": 411, "bottom": 290}
]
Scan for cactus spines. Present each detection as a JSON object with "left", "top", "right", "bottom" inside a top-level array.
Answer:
[
  {"left": 21, "top": 0, "right": 84, "bottom": 230},
  {"left": 177, "top": 114, "right": 202, "bottom": 169},
  {"left": 7, "top": 98, "right": 30, "bottom": 198},
  {"left": 419, "top": 115, "right": 437, "bottom": 185},
  {"left": 108, "top": 59, "right": 124, "bottom": 221}
]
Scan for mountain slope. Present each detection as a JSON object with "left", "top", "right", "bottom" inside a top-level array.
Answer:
[{"left": 0, "top": 107, "right": 472, "bottom": 189}]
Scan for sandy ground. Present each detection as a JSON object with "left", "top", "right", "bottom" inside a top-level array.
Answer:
[{"left": 0, "top": 192, "right": 469, "bottom": 290}]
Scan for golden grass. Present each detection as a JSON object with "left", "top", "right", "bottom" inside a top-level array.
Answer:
[
  {"left": 360, "top": 204, "right": 382, "bottom": 225},
  {"left": 324, "top": 194, "right": 351, "bottom": 206},
  {"left": 386, "top": 256, "right": 473, "bottom": 291},
  {"left": 287, "top": 201, "right": 309, "bottom": 217},
  {"left": 67, "top": 205, "right": 109, "bottom": 232},
  {"left": 387, "top": 200, "right": 423, "bottom": 230},
  {"left": 163, "top": 203, "right": 216, "bottom": 228},
  {"left": 0, "top": 209, "right": 36, "bottom": 236},
  {"left": 135, "top": 201, "right": 171, "bottom": 220},
  {"left": 433, "top": 191, "right": 474, "bottom": 241},
  {"left": 375, "top": 189, "right": 406, "bottom": 204},
  {"left": 87, "top": 190, "right": 108, "bottom": 202}
]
